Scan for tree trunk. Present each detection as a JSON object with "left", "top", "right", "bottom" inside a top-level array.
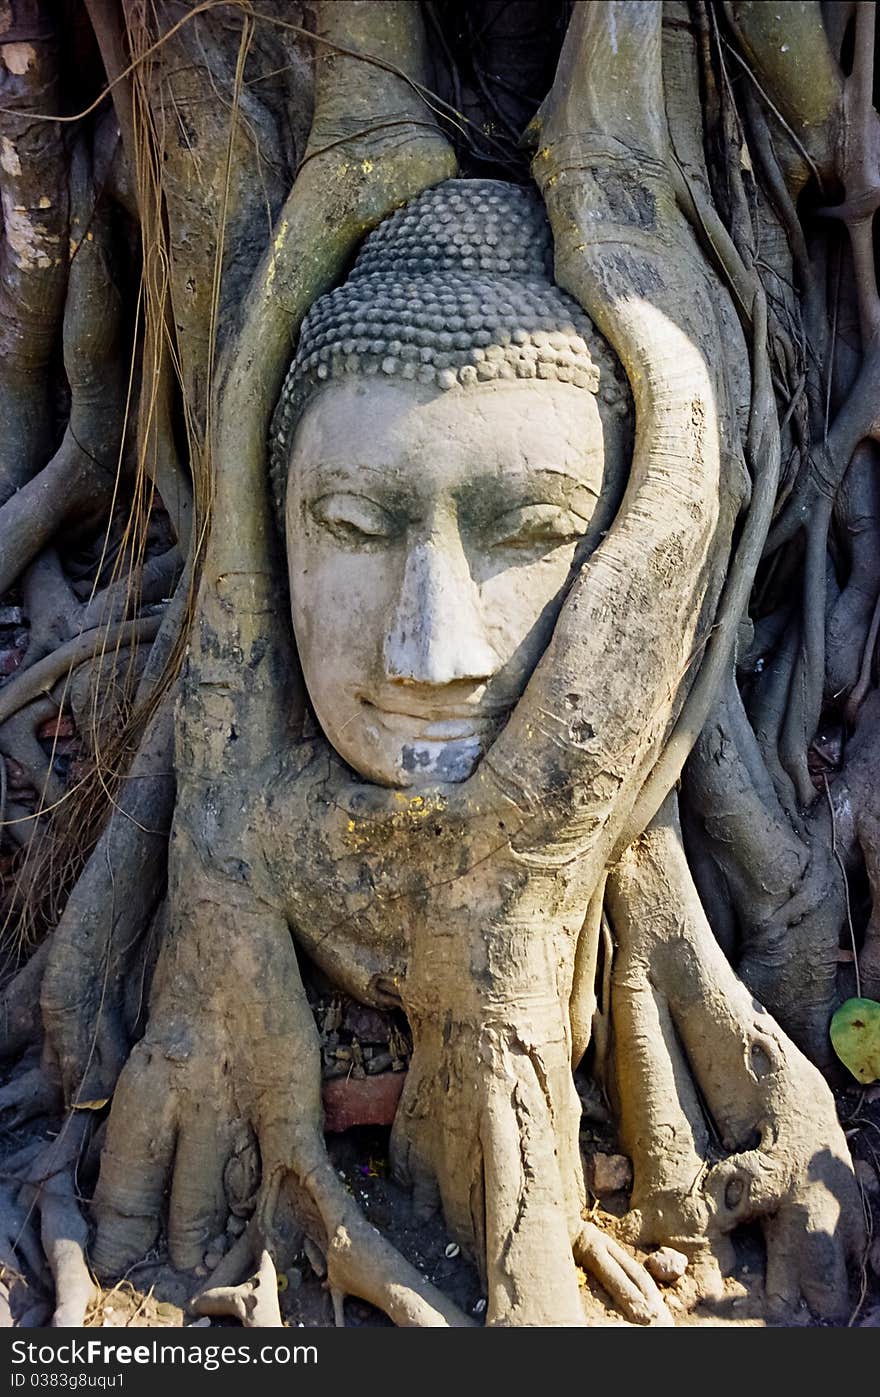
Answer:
[{"left": 0, "top": 0, "right": 876, "bottom": 1328}]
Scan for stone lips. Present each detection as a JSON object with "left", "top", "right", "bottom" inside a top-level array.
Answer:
[{"left": 269, "top": 178, "right": 631, "bottom": 516}]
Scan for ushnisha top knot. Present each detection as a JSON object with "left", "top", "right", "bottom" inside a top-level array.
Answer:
[{"left": 270, "top": 178, "right": 630, "bottom": 512}]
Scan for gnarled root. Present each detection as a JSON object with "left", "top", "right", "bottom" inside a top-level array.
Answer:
[
  {"left": 391, "top": 1013, "right": 586, "bottom": 1326},
  {"left": 194, "top": 1248, "right": 283, "bottom": 1328},
  {"left": 0, "top": 1141, "right": 48, "bottom": 1296},
  {"left": 39, "top": 1132, "right": 96, "bottom": 1327},
  {"left": 389, "top": 1002, "right": 671, "bottom": 1326},
  {"left": 192, "top": 1160, "right": 474, "bottom": 1328},
  {"left": 290, "top": 1160, "right": 471, "bottom": 1327},
  {"left": 18, "top": 1115, "right": 97, "bottom": 1327},
  {"left": 41, "top": 694, "right": 175, "bottom": 1109},
  {"left": 89, "top": 869, "right": 469, "bottom": 1329},
  {"left": 573, "top": 1222, "right": 672, "bottom": 1327},
  {"left": 0, "top": 1062, "right": 60, "bottom": 1130},
  {"left": 0, "top": 943, "right": 50, "bottom": 1062},
  {"left": 606, "top": 793, "right": 863, "bottom": 1321},
  {"left": 685, "top": 675, "right": 842, "bottom": 1062}
]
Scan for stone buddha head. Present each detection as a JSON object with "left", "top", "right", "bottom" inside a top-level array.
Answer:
[{"left": 271, "top": 180, "right": 631, "bottom": 788}]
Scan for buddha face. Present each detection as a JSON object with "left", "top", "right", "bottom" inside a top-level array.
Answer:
[{"left": 286, "top": 376, "right": 617, "bottom": 787}]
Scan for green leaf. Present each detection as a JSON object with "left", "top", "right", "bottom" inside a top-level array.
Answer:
[{"left": 830, "top": 997, "right": 880, "bottom": 1084}]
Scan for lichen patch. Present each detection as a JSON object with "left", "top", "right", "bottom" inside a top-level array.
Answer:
[
  {"left": 0, "top": 136, "right": 21, "bottom": 177},
  {"left": 1, "top": 41, "right": 35, "bottom": 75},
  {"left": 0, "top": 193, "right": 56, "bottom": 269}
]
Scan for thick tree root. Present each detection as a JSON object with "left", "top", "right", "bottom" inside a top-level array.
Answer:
[
  {"left": 88, "top": 863, "right": 472, "bottom": 1330},
  {"left": 193, "top": 1249, "right": 283, "bottom": 1327},
  {"left": 573, "top": 1222, "right": 672, "bottom": 1327},
  {"left": 0, "top": 1150, "right": 46, "bottom": 1291},
  {"left": 191, "top": 1177, "right": 475, "bottom": 1329},
  {"left": 41, "top": 694, "right": 175, "bottom": 1108},
  {"left": 0, "top": 3, "right": 70, "bottom": 507},
  {"left": 0, "top": 944, "right": 50, "bottom": 1061},
  {"left": 40, "top": 1185, "right": 95, "bottom": 1325},
  {"left": 292, "top": 1160, "right": 471, "bottom": 1327},
  {"left": 606, "top": 794, "right": 863, "bottom": 1322},
  {"left": 686, "top": 674, "right": 843, "bottom": 1061},
  {"left": 1, "top": 1116, "right": 97, "bottom": 1328},
  {"left": 390, "top": 1015, "right": 671, "bottom": 1325},
  {"left": 388, "top": 1010, "right": 589, "bottom": 1326},
  {"left": 22, "top": 1117, "right": 96, "bottom": 1328},
  {"left": 0, "top": 1064, "right": 60, "bottom": 1129},
  {"left": 0, "top": 618, "right": 161, "bottom": 728}
]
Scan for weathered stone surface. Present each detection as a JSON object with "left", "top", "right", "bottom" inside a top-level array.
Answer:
[
  {"left": 645, "top": 1247, "right": 689, "bottom": 1284},
  {"left": 587, "top": 1152, "right": 633, "bottom": 1195}
]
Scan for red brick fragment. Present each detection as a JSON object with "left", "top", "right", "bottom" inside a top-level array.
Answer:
[
  {"left": 37, "top": 714, "right": 76, "bottom": 740},
  {"left": 322, "top": 1071, "right": 405, "bottom": 1133},
  {"left": 0, "top": 644, "right": 26, "bottom": 676}
]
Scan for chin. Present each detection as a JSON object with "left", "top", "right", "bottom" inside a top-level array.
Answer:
[
  {"left": 395, "top": 735, "right": 484, "bottom": 787},
  {"left": 329, "top": 706, "right": 495, "bottom": 788},
  {"left": 338, "top": 733, "right": 486, "bottom": 788}
]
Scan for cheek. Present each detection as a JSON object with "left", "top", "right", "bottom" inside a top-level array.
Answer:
[
  {"left": 477, "top": 550, "right": 575, "bottom": 665},
  {"left": 289, "top": 542, "right": 395, "bottom": 684}
]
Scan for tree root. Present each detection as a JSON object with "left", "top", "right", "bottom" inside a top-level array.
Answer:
[
  {"left": 193, "top": 1248, "right": 282, "bottom": 1328},
  {"left": 7, "top": 1115, "right": 97, "bottom": 1328},
  {"left": 0, "top": 3, "right": 70, "bottom": 506},
  {"left": 573, "top": 1222, "right": 672, "bottom": 1327},
  {"left": 41, "top": 692, "right": 175, "bottom": 1106},
  {"left": 0, "top": 618, "right": 161, "bottom": 728},
  {"left": 0, "top": 1064, "right": 59, "bottom": 1130},
  {"left": 0, "top": 942, "right": 50, "bottom": 1061},
  {"left": 606, "top": 793, "right": 863, "bottom": 1321},
  {"left": 37, "top": 1132, "right": 96, "bottom": 1328},
  {"left": 686, "top": 673, "right": 842, "bottom": 1061},
  {"left": 0, "top": 1106, "right": 97, "bottom": 1324},
  {"left": 292, "top": 1161, "right": 472, "bottom": 1328},
  {"left": 18, "top": 546, "right": 180, "bottom": 673},
  {"left": 189, "top": 1128, "right": 477, "bottom": 1329},
  {"left": 0, "top": 1146, "right": 47, "bottom": 1290},
  {"left": 89, "top": 860, "right": 472, "bottom": 1329},
  {"left": 0, "top": 698, "right": 69, "bottom": 820}
]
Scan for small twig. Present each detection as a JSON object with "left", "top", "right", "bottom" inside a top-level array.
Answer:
[
  {"left": 125, "top": 1282, "right": 155, "bottom": 1326},
  {"left": 719, "top": 35, "right": 825, "bottom": 194},
  {"left": 846, "top": 588, "right": 880, "bottom": 724},
  {"left": 824, "top": 772, "right": 860, "bottom": 997},
  {"left": 847, "top": 1165, "right": 873, "bottom": 1327}
]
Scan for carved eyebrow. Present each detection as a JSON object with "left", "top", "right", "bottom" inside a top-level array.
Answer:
[
  {"left": 530, "top": 463, "right": 602, "bottom": 491},
  {"left": 296, "top": 462, "right": 417, "bottom": 514},
  {"left": 456, "top": 469, "right": 600, "bottom": 515}
]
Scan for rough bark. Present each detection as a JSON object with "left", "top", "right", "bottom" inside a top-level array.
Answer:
[{"left": 0, "top": 0, "right": 875, "bottom": 1330}]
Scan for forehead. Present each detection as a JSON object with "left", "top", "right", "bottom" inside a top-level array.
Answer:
[{"left": 287, "top": 377, "right": 606, "bottom": 491}]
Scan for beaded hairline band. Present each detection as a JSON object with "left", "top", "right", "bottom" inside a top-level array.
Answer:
[{"left": 269, "top": 178, "right": 631, "bottom": 516}]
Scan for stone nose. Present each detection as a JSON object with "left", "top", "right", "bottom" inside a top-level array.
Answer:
[{"left": 383, "top": 533, "right": 499, "bottom": 686}]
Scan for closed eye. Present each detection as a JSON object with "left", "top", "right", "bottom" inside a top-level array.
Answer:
[
  {"left": 483, "top": 504, "right": 589, "bottom": 550},
  {"left": 310, "top": 492, "right": 398, "bottom": 543}
]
